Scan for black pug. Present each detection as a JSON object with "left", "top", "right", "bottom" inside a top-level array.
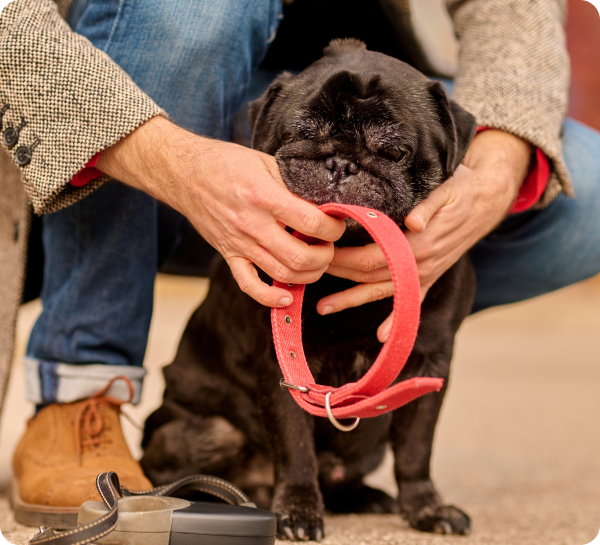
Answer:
[{"left": 141, "top": 39, "right": 477, "bottom": 541}]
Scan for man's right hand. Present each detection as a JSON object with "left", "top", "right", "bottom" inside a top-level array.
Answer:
[{"left": 97, "top": 116, "right": 346, "bottom": 307}]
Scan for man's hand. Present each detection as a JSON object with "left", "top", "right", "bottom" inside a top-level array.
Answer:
[
  {"left": 97, "top": 116, "right": 346, "bottom": 307},
  {"left": 316, "top": 129, "right": 532, "bottom": 341}
]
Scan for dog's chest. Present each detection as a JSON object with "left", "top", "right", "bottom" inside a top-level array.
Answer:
[{"left": 298, "top": 275, "right": 392, "bottom": 385}]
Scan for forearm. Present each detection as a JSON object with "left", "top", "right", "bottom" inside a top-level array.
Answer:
[
  {"left": 462, "top": 129, "right": 532, "bottom": 218},
  {"left": 97, "top": 116, "right": 191, "bottom": 210}
]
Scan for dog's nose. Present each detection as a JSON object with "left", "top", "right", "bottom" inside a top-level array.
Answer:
[{"left": 325, "top": 156, "right": 359, "bottom": 178}]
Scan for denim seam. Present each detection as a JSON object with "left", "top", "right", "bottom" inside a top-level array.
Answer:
[{"left": 104, "top": 0, "right": 126, "bottom": 53}]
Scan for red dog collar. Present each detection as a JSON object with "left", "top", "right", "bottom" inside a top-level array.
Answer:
[{"left": 271, "top": 203, "right": 443, "bottom": 431}]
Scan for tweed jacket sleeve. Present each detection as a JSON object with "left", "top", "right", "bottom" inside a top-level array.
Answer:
[
  {"left": 0, "top": 0, "right": 165, "bottom": 214},
  {"left": 445, "top": 0, "right": 572, "bottom": 207}
]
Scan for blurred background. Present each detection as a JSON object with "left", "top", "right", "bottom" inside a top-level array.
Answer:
[{"left": 2, "top": 1, "right": 600, "bottom": 544}]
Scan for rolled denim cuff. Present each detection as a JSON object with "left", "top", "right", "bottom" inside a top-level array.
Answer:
[{"left": 23, "top": 356, "right": 146, "bottom": 405}]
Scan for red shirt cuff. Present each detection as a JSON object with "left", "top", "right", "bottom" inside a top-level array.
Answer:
[
  {"left": 69, "top": 152, "right": 103, "bottom": 187},
  {"left": 475, "top": 127, "right": 550, "bottom": 214}
]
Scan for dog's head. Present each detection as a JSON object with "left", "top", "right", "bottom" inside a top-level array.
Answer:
[{"left": 248, "top": 39, "right": 476, "bottom": 229}]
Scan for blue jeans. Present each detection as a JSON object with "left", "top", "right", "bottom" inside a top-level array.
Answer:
[
  {"left": 25, "top": 0, "right": 600, "bottom": 404},
  {"left": 25, "top": 0, "right": 283, "bottom": 404}
]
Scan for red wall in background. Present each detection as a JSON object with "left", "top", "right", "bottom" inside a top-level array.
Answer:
[{"left": 566, "top": 0, "right": 600, "bottom": 132}]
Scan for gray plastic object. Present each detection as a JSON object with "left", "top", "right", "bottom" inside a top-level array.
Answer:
[{"left": 77, "top": 496, "right": 276, "bottom": 545}]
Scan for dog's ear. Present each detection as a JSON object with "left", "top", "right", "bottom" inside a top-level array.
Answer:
[
  {"left": 248, "top": 72, "right": 295, "bottom": 152},
  {"left": 323, "top": 38, "right": 367, "bottom": 57},
  {"left": 428, "top": 81, "right": 477, "bottom": 176}
]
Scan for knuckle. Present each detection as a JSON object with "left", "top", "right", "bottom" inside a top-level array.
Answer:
[
  {"left": 288, "top": 251, "right": 309, "bottom": 271},
  {"left": 414, "top": 241, "right": 433, "bottom": 262},
  {"left": 235, "top": 275, "right": 251, "bottom": 295},
  {"left": 271, "top": 264, "right": 293, "bottom": 283},
  {"left": 300, "top": 210, "right": 321, "bottom": 234},
  {"left": 256, "top": 291, "right": 272, "bottom": 306},
  {"left": 369, "top": 285, "right": 390, "bottom": 302},
  {"left": 357, "top": 254, "right": 381, "bottom": 272},
  {"left": 231, "top": 213, "right": 253, "bottom": 234},
  {"left": 355, "top": 271, "right": 375, "bottom": 283},
  {"left": 419, "top": 261, "right": 435, "bottom": 281}
]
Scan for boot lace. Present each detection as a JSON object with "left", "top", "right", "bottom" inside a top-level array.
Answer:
[{"left": 74, "top": 375, "right": 139, "bottom": 465}]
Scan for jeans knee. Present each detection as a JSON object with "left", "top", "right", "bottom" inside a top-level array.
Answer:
[
  {"left": 563, "top": 119, "right": 600, "bottom": 202},
  {"left": 133, "top": 0, "right": 282, "bottom": 82},
  {"left": 198, "top": 0, "right": 282, "bottom": 72}
]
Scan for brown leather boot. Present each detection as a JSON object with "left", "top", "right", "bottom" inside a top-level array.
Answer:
[{"left": 11, "top": 376, "right": 152, "bottom": 529}]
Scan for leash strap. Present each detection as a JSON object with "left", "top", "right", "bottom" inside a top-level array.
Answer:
[
  {"left": 271, "top": 203, "right": 444, "bottom": 422},
  {"left": 29, "top": 472, "right": 252, "bottom": 545}
]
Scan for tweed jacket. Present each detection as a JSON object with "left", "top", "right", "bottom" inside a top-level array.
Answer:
[{"left": 0, "top": 0, "right": 570, "bottom": 421}]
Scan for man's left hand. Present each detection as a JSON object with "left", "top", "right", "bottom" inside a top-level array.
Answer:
[{"left": 316, "top": 129, "right": 532, "bottom": 342}]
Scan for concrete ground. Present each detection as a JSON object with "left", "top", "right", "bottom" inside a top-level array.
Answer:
[{"left": 1, "top": 274, "right": 600, "bottom": 545}]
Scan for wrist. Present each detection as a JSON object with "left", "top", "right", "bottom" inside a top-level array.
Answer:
[
  {"left": 96, "top": 116, "right": 194, "bottom": 209},
  {"left": 463, "top": 129, "right": 532, "bottom": 198}
]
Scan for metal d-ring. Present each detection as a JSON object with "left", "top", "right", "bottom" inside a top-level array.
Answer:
[{"left": 325, "top": 392, "right": 360, "bottom": 432}]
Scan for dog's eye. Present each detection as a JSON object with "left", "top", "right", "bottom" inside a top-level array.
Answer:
[{"left": 378, "top": 148, "right": 406, "bottom": 162}]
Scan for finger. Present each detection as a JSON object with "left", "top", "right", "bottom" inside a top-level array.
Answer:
[
  {"left": 326, "top": 264, "right": 391, "bottom": 284},
  {"left": 250, "top": 244, "right": 330, "bottom": 285},
  {"left": 329, "top": 243, "right": 387, "bottom": 271},
  {"left": 260, "top": 229, "right": 336, "bottom": 272},
  {"left": 271, "top": 195, "right": 346, "bottom": 242},
  {"left": 317, "top": 280, "right": 394, "bottom": 315},
  {"left": 404, "top": 184, "right": 452, "bottom": 233},
  {"left": 227, "top": 256, "right": 294, "bottom": 307},
  {"left": 377, "top": 312, "right": 394, "bottom": 343}
]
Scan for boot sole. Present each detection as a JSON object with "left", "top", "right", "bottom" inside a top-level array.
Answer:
[{"left": 9, "top": 475, "right": 79, "bottom": 529}]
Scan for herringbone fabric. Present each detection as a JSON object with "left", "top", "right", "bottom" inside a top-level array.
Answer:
[
  {"left": 0, "top": 149, "right": 30, "bottom": 430},
  {"left": 0, "top": 0, "right": 164, "bottom": 215},
  {"left": 446, "top": 0, "right": 571, "bottom": 208}
]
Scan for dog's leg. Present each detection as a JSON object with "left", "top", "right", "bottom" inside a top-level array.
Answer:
[
  {"left": 390, "top": 365, "right": 470, "bottom": 535},
  {"left": 255, "top": 368, "right": 325, "bottom": 542},
  {"left": 322, "top": 481, "right": 398, "bottom": 514},
  {"left": 141, "top": 401, "right": 248, "bottom": 485},
  {"left": 390, "top": 257, "right": 474, "bottom": 535}
]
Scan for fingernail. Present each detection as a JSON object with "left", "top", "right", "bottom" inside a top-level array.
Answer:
[
  {"left": 321, "top": 305, "right": 334, "bottom": 315},
  {"left": 380, "top": 322, "right": 392, "bottom": 341},
  {"left": 324, "top": 264, "right": 329, "bottom": 272},
  {"left": 278, "top": 297, "right": 292, "bottom": 306}
]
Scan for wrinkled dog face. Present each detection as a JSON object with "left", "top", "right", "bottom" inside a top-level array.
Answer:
[{"left": 248, "top": 39, "right": 476, "bottom": 228}]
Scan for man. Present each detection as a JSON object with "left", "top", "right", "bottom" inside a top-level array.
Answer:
[{"left": 2, "top": 0, "right": 600, "bottom": 528}]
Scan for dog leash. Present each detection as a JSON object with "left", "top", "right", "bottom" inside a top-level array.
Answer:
[
  {"left": 272, "top": 203, "right": 444, "bottom": 431},
  {"left": 29, "top": 472, "right": 253, "bottom": 545}
]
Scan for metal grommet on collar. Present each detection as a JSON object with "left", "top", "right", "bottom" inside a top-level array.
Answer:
[
  {"left": 285, "top": 315, "right": 292, "bottom": 325},
  {"left": 325, "top": 392, "right": 360, "bottom": 432},
  {"left": 366, "top": 212, "right": 377, "bottom": 218},
  {"left": 289, "top": 351, "right": 296, "bottom": 359}
]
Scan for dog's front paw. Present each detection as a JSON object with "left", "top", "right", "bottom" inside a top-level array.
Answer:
[
  {"left": 272, "top": 485, "right": 325, "bottom": 541},
  {"left": 276, "top": 512, "right": 324, "bottom": 542},
  {"left": 406, "top": 504, "right": 471, "bottom": 536}
]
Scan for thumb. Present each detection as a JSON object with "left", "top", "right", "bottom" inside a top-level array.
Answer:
[{"left": 405, "top": 184, "right": 451, "bottom": 233}]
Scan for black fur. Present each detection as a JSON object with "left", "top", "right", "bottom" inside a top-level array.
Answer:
[{"left": 142, "top": 40, "right": 477, "bottom": 541}]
